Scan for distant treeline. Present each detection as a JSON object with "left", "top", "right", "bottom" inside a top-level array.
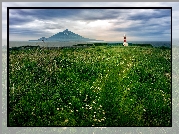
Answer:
[
  {"left": 131, "top": 44, "right": 153, "bottom": 47},
  {"left": 9, "top": 45, "right": 41, "bottom": 51},
  {"left": 73, "top": 43, "right": 108, "bottom": 47},
  {"left": 73, "top": 43, "right": 153, "bottom": 47},
  {"left": 9, "top": 43, "right": 170, "bottom": 51}
]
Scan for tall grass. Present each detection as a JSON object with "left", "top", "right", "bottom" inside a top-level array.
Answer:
[{"left": 9, "top": 46, "right": 171, "bottom": 126}]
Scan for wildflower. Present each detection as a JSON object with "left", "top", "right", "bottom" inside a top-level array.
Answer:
[
  {"left": 57, "top": 108, "right": 59, "bottom": 110},
  {"left": 94, "top": 119, "right": 97, "bottom": 121},
  {"left": 64, "top": 119, "right": 68, "bottom": 123},
  {"left": 86, "top": 104, "right": 89, "bottom": 107}
]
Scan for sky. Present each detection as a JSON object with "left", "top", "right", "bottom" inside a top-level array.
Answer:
[{"left": 2, "top": 2, "right": 179, "bottom": 42}]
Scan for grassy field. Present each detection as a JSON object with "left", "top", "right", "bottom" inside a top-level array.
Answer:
[{"left": 9, "top": 45, "right": 171, "bottom": 127}]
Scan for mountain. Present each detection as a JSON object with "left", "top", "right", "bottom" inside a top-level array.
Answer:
[{"left": 29, "top": 29, "right": 103, "bottom": 42}]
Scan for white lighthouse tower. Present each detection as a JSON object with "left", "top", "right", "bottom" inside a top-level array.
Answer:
[{"left": 123, "top": 34, "right": 128, "bottom": 46}]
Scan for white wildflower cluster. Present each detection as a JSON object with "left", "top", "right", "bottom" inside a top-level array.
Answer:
[
  {"left": 85, "top": 104, "right": 93, "bottom": 110},
  {"left": 91, "top": 103, "right": 106, "bottom": 126},
  {"left": 120, "top": 61, "right": 124, "bottom": 65},
  {"left": 127, "top": 63, "right": 132, "bottom": 67}
]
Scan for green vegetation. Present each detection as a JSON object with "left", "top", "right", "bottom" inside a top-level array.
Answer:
[
  {"left": 130, "top": 44, "right": 153, "bottom": 47},
  {"left": 73, "top": 43, "right": 153, "bottom": 47},
  {"left": 73, "top": 43, "right": 108, "bottom": 47},
  {"left": 9, "top": 45, "right": 40, "bottom": 51},
  {"left": 9, "top": 45, "right": 171, "bottom": 127}
]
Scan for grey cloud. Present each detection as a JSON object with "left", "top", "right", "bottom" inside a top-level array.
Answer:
[
  {"left": 10, "top": 28, "right": 44, "bottom": 36},
  {"left": 127, "top": 9, "right": 171, "bottom": 21},
  {"left": 77, "top": 9, "right": 122, "bottom": 21},
  {"left": 9, "top": 9, "right": 122, "bottom": 25}
]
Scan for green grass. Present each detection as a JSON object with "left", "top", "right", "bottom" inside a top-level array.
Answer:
[{"left": 9, "top": 45, "right": 171, "bottom": 127}]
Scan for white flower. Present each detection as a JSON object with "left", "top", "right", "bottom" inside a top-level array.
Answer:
[
  {"left": 86, "top": 104, "right": 89, "bottom": 107},
  {"left": 64, "top": 119, "right": 68, "bottom": 123}
]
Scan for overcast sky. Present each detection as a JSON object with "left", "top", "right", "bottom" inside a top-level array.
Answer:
[{"left": 2, "top": 2, "right": 179, "bottom": 42}]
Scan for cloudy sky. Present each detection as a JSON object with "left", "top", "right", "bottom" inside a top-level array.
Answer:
[{"left": 2, "top": 2, "right": 179, "bottom": 42}]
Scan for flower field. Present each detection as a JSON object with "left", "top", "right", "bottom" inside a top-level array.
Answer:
[{"left": 8, "top": 45, "right": 171, "bottom": 126}]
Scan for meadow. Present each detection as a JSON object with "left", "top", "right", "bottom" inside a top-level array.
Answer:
[{"left": 8, "top": 45, "right": 171, "bottom": 127}]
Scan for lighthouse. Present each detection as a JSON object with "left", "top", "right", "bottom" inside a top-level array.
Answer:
[{"left": 123, "top": 34, "right": 128, "bottom": 46}]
